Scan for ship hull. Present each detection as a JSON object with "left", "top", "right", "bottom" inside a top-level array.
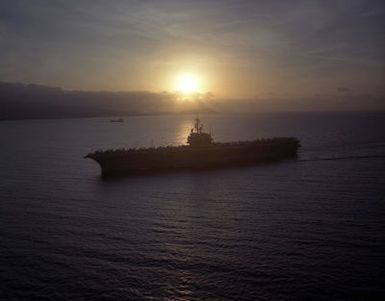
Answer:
[{"left": 85, "top": 138, "right": 300, "bottom": 177}]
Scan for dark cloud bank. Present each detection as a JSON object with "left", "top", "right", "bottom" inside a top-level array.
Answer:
[
  {"left": 0, "top": 82, "right": 216, "bottom": 120},
  {"left": 1, "top": 81, "right": 384, "bottom": 121}
]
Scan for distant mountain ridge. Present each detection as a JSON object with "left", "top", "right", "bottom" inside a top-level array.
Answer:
[
  {"left": 2, "top": 82, "right": 383, "bottom": 120},
  {"left": 0, "top": 82, "right": 215, "bottom": 120}
]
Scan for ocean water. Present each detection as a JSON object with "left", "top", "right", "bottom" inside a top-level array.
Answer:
[{"left": 0, "top": 112, "right": 384, "bottom": 301}]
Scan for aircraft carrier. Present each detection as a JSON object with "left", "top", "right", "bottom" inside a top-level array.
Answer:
[{"left": 85, "top": 118, "right": 301, "bottom": 177}]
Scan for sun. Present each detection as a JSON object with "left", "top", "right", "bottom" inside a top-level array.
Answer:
[{"left": 175, "top": 73, "right": 200, "bottom": 94}]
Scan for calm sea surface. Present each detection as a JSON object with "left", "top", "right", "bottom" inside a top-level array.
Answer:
[{"left": 1, "top": 112, "right": 385, "bottom": 300}]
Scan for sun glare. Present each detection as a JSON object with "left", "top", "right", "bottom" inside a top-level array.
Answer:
[{"left": 175, "top": 73, "right": 200, "bottom": 94}]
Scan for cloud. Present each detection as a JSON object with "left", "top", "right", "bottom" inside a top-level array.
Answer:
[{"left": 0, "top": 0, "right": 384, "bottom": 101}]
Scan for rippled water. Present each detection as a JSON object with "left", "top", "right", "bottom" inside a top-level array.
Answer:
[{"left": 1, "top": 112, "right": 385, "bottom": 300}]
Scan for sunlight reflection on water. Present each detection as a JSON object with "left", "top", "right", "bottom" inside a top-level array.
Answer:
[{"left": 176, "top": 119, "right": 194, "bottom": 146}]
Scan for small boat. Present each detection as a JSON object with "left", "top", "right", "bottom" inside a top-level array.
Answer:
[{"left": 110, "top": 118, "right": 124, "bottom": 122}]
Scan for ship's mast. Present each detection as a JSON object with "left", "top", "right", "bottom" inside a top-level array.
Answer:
[{"left": 194, "top": 117, "right": 201, "bottom": 133}]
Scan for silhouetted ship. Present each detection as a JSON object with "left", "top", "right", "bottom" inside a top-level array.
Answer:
[{"left": 85, "top": 118, "right": 300, "bottom": 177}]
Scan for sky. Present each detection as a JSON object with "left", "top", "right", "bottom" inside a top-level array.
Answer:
[{"left": 0, "top": 0, "right": 384, "bottom": 105}]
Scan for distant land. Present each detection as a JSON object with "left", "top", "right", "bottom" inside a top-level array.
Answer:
[
  {"left": 0, "top": 82, "right": 216, "bottom": 121},
  {"left": 1, "top": 82, "right": 384, "bottom": 121}
]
